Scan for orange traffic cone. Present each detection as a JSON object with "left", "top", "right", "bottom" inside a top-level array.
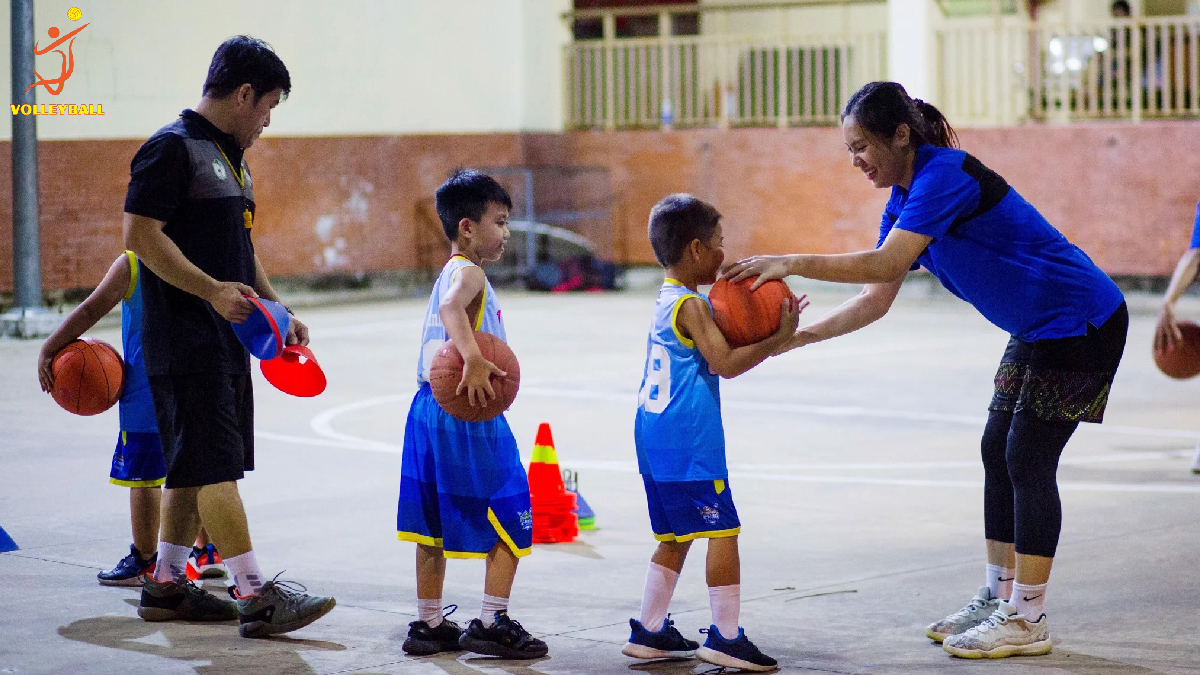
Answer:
[{"left": 528, "top": 423, "right": 578, "bottom": 544}]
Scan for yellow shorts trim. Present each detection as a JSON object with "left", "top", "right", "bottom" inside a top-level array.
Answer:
[
  {"left": 109, "top": 477, "right": 165, "bottom": 488},
  {"left": 714, "top": 479, "right": 726, "bottom": 494},
  {"left": 396, "top": 531, "right": 444, "bottom": 547},
  {"left": 488, "top": 508, "right": 532, "bottom": 558},
  {"left": 653, "top": 526, "right": 741, "bottom": 543},
  {"left": 443, "top": 550, "right": 490, "bottom": 559}
]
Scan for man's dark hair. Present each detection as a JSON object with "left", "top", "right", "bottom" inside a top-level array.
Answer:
[
  {"left": 1111, "top": 0, "right": 1131, "bottom": 15},
  {"left": 648, "top": 194, "right": 721, "bottom": 266},
  {"left": 435, "top": 169, "right": 513, "bottom": 242},
  {"left": 203, "top": 36, "right": 291, "bottom": 100}
]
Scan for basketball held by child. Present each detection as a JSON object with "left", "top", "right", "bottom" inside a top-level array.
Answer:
[
  {"left": 51, "top": 338, "right": 124, "bottom": 416},
  {"left": 1154, "top": 320, "right": 1200, "bottom": 380},
  {"left": 429, "top": 332, "right": 521, "bottom": 422},
  {"left": 710, "top": 276, "right": 796, "bottom": 347}
]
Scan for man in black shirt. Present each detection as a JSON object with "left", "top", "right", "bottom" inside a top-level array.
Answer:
[{"left": 124, "top": 36, "right": 334, "bottom": 637}]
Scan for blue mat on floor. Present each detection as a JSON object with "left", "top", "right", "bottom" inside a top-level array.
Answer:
[{"left": 0, "top": 526, "right": 18, "bottom": 552}]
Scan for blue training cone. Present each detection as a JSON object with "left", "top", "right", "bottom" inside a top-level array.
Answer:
[
  {"left": 231, "top": 296, "right": 291, "bottom": 360},
  {"left": 562, "top": 468, "right": 596, "bottom": 530},
  {"left": 0, "top": 526, "right": 18, "bottom": 552}
]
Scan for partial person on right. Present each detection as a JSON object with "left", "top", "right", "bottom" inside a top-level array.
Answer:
[{"left": 1154, "top": 201, "right": 1200, "bottom": 473}]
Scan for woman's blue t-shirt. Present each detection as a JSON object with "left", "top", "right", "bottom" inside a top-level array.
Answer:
[
  {"left": 879, "top": 144, "right": 1124, "bottom": 341},
  {"left": 1191, "top": 202, "right": 1200, "bottom": 249}
]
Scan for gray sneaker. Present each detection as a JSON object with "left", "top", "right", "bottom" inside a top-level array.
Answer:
[
  {"left": 138, "top": 576, "right": 238, "bottom": 622},
  {"left": 942, "top": 601, "right": 1052, "bottom": 658},
  {"left": 236, "top": 575, "right": 336, "bottom": 638},
  {"left": 926, "top": 586, "right": 1000, "bottom": 642}
]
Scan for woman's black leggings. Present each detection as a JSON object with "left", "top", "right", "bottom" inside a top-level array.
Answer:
[{"left": 981, "top": 410, "right": 1079, "bottom": 558}]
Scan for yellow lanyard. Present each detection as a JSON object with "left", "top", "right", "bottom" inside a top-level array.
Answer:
[{"left": 213, "top": 141, "right": 253, "bottom": 230}]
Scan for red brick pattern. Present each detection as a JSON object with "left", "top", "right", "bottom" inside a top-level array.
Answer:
[{"left": 1, "top": 121, "right": 1196, "bottom": 292}]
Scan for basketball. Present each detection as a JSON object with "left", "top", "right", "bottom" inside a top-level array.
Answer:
[
  {"left": 710, "top": 277, "right": 796, "bottom": 347},
  {"left": 429, "top": 331, "right": 521, "bottom": 422},
  {"left": 51, "top": 338, "right": 124, "bottom": 416},
  {"left": 1154, "top": 320, "right": 1200, "bottom": 380}
]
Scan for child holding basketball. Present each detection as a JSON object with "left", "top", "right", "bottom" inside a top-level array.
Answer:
[
  {"left": 624, "top": 194, "right": 803, "bottom": 671},
  {"left": 38, "top": 252, "right": 227, "bottom": 586},
  {"left": 395, "top": 169, "right": 545, "bottom": 660}
]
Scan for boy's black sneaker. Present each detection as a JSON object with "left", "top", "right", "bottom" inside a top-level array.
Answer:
[
  {"left": 402, "top": 604, "right": 464, "bottom": 655},
  {"left": 696, "top": 625, "right": 778, "bottom": 672},
  {"left": 458, "top": 611, "right": 548, "bottom": 659},
  {"left": 622, "top": 616, "right": 698, "bottom": 659},
  {"left": 138, "top": 576, "right": 238, "bottom": 622}
]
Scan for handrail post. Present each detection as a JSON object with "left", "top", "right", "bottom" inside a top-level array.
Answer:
[{"left": 604, "top": 11, "right": 617, "bottom": 131}]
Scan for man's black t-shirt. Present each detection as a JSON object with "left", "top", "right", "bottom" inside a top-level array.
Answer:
[{"left": 124, "top": 109, "right": 257, "bottom": 376}]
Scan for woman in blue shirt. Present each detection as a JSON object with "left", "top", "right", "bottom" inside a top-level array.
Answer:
[{"left": 727, "top": 81, "right": 1127, "bottom": 660}]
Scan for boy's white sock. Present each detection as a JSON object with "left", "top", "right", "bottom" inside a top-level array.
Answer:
[
  {"left": 481, "top": 594, "right": 508, "bottom": 627},
  {"left": 986, "top": 563, "right": 1014, "bottom": 601},
  {"left": 224, "top": 550, "right": 265, "bottom": 597},
  {"left": 153, "top": 542, "right": 191, "bottom": 583},
  {"left": 708, "top": 584, "right": 741, "bottom": 640},
  {"left": 418, "top": 598, "right": 444, "bottom": 628},
  {"left": 1011, "top": 582, "right": 1047, "bottom": 620},
  {"left": 639, "top": 562, "right": 679, "bottom": 632}
]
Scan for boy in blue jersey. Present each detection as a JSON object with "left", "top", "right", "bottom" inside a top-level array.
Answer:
[
  {"left": 1155, "top": 201, "right": 1200, "bottom": 473},
  {"left": 396, "top": 170, "right": 545, "bottom": 660},
  {"left": 38, "top": 252, "right": 226, "bottom": 586},
  {"left": 625, "top": 195, "right": 804, "bottom": 671}
]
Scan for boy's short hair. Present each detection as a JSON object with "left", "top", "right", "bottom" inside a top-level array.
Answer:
[
  {"left": 435, "top": 169, "right": 514, "bottom": 242},
  {"left": 203, "top": 36, "right": 291, "bottom": 101},
  {"left": 648, "top": 194, "right": 721, "bottom": 266}
]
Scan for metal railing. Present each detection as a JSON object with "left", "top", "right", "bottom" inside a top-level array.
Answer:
[
  {"left": 564, "top": 2, "right": 887, "bottom": 130},
  {"left": 937, "top": 15, "right": 1200, "bottom": 124}
]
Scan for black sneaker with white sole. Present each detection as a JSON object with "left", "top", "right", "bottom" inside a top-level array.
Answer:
[
  {"left": 696, "top": 625, "right": 778, "bottom": 672},
  {"left": 622, "top": 616, "right": 698, "bottom": 659},
  {"left": 138, "top": 576, "right": 238, "bottom": 622},
  {"left": 235, "top": 574, "right": 336, "bottom": 638},
  {"left": 402, "top": 604, "right": 464, "bottom": 655},
  {"left": 458, "top": 612, "right": 548, "bottom": 659}
]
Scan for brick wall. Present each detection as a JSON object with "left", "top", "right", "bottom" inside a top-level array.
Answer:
[{"left": 2, "top": 120, "right": 1197, "bottom": 292}]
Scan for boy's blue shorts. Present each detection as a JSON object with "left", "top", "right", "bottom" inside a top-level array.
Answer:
[
  {"left": 643, "top": 475, "right": 740, "bottom": 542},
  {"left": 110, "top": 431, "right": 167, "bottom": 487},
  {"left": 397, "top": 384, "right": 533, "bottom": 558}
]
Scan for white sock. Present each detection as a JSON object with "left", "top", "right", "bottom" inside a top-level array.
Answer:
[
  {"left": 153, "top": 542, "right": 191, "bottom": 583},
  {"left": 224, "top": 550, "right": 265, "bottom": 597},
  {"left": 417, "top": 598, "right": 443, "bottom": 628},
  {"left": 986, "top": 563, "right": 1015, "bottom": 601},
  {"left": 708, "top": 584, "right": 740, "bottom": 640},
  {"left": 1011, "top": 582, "right": 1047, "bottom": 620},
  {"left": 481, "top": 594, "right": 508, "bottom": 627},
  {"left": 639, "top": 563, "right": 680, "bottom": 632}
]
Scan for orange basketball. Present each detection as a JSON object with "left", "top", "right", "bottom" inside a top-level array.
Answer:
[
  {"left": 429, "top": 332, "right": 520, "bottom": 422},
  {"left": 1154, "top": 320, "right": 1200, "bottom": 380},
  {"left": 51, "top": 338, "right": 124, "bottom": 415},
  {"left": 710, "top": 277, "right": 796, "bottom": 347}
]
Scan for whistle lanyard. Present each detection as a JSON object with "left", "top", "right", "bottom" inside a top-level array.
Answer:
[{"left": 213, "top": 141, "right": 253, "bottom": 230}]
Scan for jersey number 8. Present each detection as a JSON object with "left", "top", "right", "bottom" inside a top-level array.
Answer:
[{"left": 638, "top": 343, "right": 672, "bottom": 414}]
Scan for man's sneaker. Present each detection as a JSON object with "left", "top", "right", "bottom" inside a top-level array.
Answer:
[
  {"left": 458, "top": 612, "right": 548, "bottom": 659},
  {"left": 926, "top": 586, "right": 1000, "bottom": 642},
  {"left": 622, "top": 616, "right": 698, "bottom": 660},
  {"left": 402, "top": 604, "right": 464, "bottom": 656},
  {"left": 942, "top": 601, "right": 1052, "bottom": 659},
  {"left": 696, "top": 625, "right": 778, "bottom": 672},
  {"left": 138, "top": 576, "right": 238, "bottom": 621},
  {"left": 186, "top": 544, "right": 228, "bottom": 581},
  {"left": 98, "top": 545, "right": 157, "bottom": 587},
  {"left": 1190, "top": 441, "right": 1200, "bottom": 474},
  {"left": 236, "top": 575, "right": 336, "bottom": 638}
]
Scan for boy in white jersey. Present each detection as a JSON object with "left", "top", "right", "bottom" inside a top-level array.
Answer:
[
  {"left": 396, "top": 170, "right": 545, "bottom": 660},
  {"left": 625, "top": 194, "right": 805, "bottom": 671}
]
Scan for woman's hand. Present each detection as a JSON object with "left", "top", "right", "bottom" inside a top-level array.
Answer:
[{"left": 723, "top": 255, "right": 798, "bottom": 289}]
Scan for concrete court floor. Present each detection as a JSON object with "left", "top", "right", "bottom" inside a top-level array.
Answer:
[{"left": 2, "top": 281, "right": 1199, "bottom": 675}]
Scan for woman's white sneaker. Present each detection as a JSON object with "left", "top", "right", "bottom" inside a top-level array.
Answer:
[
  {"left": 925, "top": 586, "right": 999, "bottom": 643},
  {"left": 942, "top": 601, "right": 1052, "bottom": 659}
]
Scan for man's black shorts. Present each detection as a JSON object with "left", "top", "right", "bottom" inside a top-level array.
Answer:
[{"left": 149, "top": 372, "right": 254, "bottom": 488}]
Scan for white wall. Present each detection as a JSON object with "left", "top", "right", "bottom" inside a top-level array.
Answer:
[{"left": 2, "top": 0, "right": 570, "bottom": 140}]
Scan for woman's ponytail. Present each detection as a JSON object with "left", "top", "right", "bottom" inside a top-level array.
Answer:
[{"left": 842, "top": 82, "right": 959, "bottom": 149}]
